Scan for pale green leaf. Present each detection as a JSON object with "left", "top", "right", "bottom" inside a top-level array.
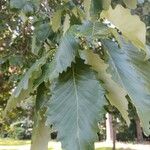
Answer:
[
  {"left": 102, "top": 0, "right": 111, "bottom": 10},
  {"left": 123, "top": 0, "right": 137, "bottom": 9},
  {"left": 47, "top": 58, "right": 106, "bottom": 150},
  {"left": 80, "top": 49, "right": 130, "bottom": 125},
  {"left": 63, "top": 14, "right": 70, "bottom": 35},
  {"left": 100, "top": 5, "right": 146, "bottom": 51},
  {"left": 72, "top": 7, "right": 79, "bottom": 18},
  {"left": 103, "top": 38, "right": 150, "bottom": 135},
  {"left": 51, "top": 9, "right": 63, "bottom": 32},
  {"left": 4, "top": 56, "right": 47, "bottom": 115},
  {"left": 83, "top": 0, "right": 91, "bottom": 19}
]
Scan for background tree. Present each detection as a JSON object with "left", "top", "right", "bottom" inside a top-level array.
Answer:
[{"left": 0, "top": 0, "right": 150, "bottom": 150}]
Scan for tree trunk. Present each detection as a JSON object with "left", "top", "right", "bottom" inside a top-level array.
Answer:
[
  {"left": 30, "top": 117, "right": 50, "bottom": 150},
  {"left": 112, "top": 119, "right": 116, "bottom": 150},
  {"left": 135, "top": 117, "right": 143, "bottom": 143},
  {"left": 30, "top": 83, "right": 50, "bottom": 150},
  {"left": 106, "top": 113, "right": 116, "bottom": 150},
  {"left": 106, "top": 113, "right": 113, "bottom": 142}
]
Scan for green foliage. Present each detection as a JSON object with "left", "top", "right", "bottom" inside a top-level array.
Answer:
[
  {"left": 4, "top": 56, "right": 47, "bottom": 115},
  {"left": 80, "top": 49, "right": 130, "bottom": 125},
  {"left": 10, "top": 127, "right": 25, "bottom": 140},
  {"left": 1, "top": 0, "right": 150, "bottom": 150},
  {"left": 7, "top": 118, "right": 33, "bottom": 140},
  {"left": 116, "top": 120, "right": 136, "bottom": 142},
  {"left": 32, "top": 23, "right": 52, "bottom": 55},
  {"left": 47, "top": 58, "right": 105, "bottom": 150},
  {"left": 10, "top": 0, "right": 39, "bottom": 15},
  {"left": 123, "top": 0, "right": 137, "bottom": 9},
  {"left": 50, "top": 26, "right": 79, "bottom": 77},
  {"left": 103, "top": 38, "right": 150, "bottom": 135},
  {"left": 51, "top": 9, "right": 63, "bottom": 32},
  {"left": 101, "top": 4, "right": 146, "bottom": 51},
  {"left": 10, "top": 0, "right": 26, "bottom": 9},
  {"left": 90, "top": 0, "right": 111, "bottom": 18}
]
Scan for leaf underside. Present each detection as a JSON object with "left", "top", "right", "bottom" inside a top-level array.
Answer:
[
  {"left": 100, "top": 5, "right": 146, "bottom": 51},
  {"left": 80, "top": 49, "right": 130, "bottom": 125},
  {"left": 51, "top": 27, "right": 79, "bottom": 78},
  {"left": 103, "top": 38, "right": 150, "bottom": 135},
  {"left": 47, "top": 58, "right": 105, "bottom": 150}
]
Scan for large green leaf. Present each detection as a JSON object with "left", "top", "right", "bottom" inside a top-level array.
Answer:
[
  {"left": 80, "top": 49, "right": 130, "bottom": 124},
  {"left": 47, "top": 58, "right": 106, "bottom": 150},
  {"left": 4, "top": 56, "right": 47, "bottom": 115},
  {"left": 51, "top": 9, "right": 63, "bottom": 32},
  {"left": 103, "top": 38, "right": 150, "bottom": 135},
  {"left": 50, "top": 26, "right": 79, "bottom": 78},
  {"left": 50, "top": 21, "right": 110, "bottom": 79}
]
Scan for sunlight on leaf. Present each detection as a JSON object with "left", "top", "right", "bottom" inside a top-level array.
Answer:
[
  {"left": 80, "top": 49, "right": 130, "bottom": 125},
  {"left": 100, "top": 5, "right": 146, "bottom": 51},
  {"left": 123, "top": 0, "right": 137, "bottom": 9}
]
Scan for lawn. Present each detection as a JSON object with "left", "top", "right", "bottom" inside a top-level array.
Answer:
[
  {"left": 0, "top": 139, "right": 131, "bottom": 150},
  {"left": 0, "top": 138, "right": 30, "bottom": 146},
  {"left": 48, "top": 148, "right": 120, "bottom": 150}
]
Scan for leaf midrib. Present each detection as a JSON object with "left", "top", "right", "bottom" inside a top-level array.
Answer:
[{"left": 72, "top": 66, "right": 81, "bottom": 149}]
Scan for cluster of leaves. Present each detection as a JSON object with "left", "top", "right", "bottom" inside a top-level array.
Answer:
[{"left": 1, "top": 0, "right": 150, "bottom": 150}]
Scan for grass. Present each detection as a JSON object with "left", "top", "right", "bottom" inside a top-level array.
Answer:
[
  {"left": 48, "top": 148, "right": 120, "bottom": 150},
  {"left": 0, "top": 138, "right": 30, "bottom": 146},
  {"left": 96, "top": 148, "right": 113, "bottom": 150},
  {"left": 96, "top": 148, "right": 118, "bottom": 150},
  {"left": 48, "top": 148, "right": 133, "bottom": 150},
  {"left": 0, "top": 139, "right": 131, "bottom": 150},
  {"left": 96, "top": 148, "right": 131, "bottom": 150}
]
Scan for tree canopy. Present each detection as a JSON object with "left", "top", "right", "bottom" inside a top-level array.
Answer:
[{"left": 0, "top": 0, "right": 150, "bottom": 150}]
